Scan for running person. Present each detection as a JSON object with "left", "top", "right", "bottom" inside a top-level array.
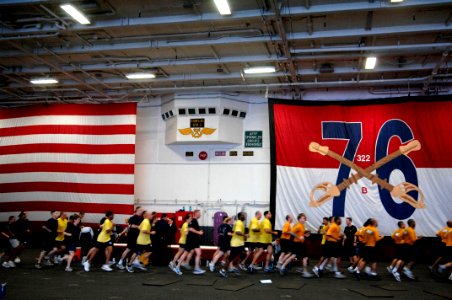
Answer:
[
  {"left": 399, "top": 219, "right": 421, "bottom": 280},
  {"left": 353, "top": 218, "right": 383, "bottom": 280},
  {"left": 83, "top": 211, "right": 115, "bottom": 272},
  {"left": 276, "top": 215, "right": 293, "bottom": 270},
  {"left": 228, "top": 212, "right": 247, "bottom": 274},
  {"left": 61, "top": 214, "right": 81, "bottom": 272},
  {"left": 117, "top": 206, "right": 144, "bottom": 269},
  {"left": 343, "top": 217, "right": 357, "bottom": 267},
  {"left": 431, "top": 221, "right": 452, "bottom": 272},
  {"left": 169, "top": 213, "right": 191, "bottom": 272},
  {"left": 209, "top": 217, "right": 233, "bottom": 276},
  {"left": 47, "top": 212, "right": 68, "bottom": 264},
  {"left": 249, "top": 211, "right": 277, "bottom": 273},
  {"left": 126, "top": 211, "right": 155, "bottom": 273},
  {"left": 35, "top": 211, "right": 60, "bottom": 269},
  {"left": 241, "top": 211, "right": 261, "bottom": 271},
  {"left": 387, "top": 221, "right": 406, "bottom": 280}
]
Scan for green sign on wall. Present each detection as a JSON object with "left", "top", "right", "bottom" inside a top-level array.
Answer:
[{"left": 245, "top": 131, "right": 263, "bottom": 148}]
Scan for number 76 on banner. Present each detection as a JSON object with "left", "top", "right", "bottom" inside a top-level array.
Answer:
[{"left": 310, "top": 119, "right": 425, "bottom": 220}]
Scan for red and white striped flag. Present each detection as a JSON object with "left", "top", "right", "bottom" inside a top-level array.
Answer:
[{"left": 0, "top": 103, "right": 137, "bottom": 224}]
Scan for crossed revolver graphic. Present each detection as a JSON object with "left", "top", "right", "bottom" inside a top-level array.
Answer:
[{"left": 308, "top": 140, "right": 425, "bottom": 209}]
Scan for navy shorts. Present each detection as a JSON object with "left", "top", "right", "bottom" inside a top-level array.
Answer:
[{"left": 96, "top": 240, "right": 113, "bottom": 249}]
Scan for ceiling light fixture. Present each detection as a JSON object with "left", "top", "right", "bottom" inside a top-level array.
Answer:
[
  {"left": 243, "top": 66, "right": 276, "bottom": 74},
  {"left": 30, "top": 78, "right": 59, "bottom": 85},
  {"left": 365, "top": 57, "right": 377, "bottom": 70},
  {"left": 390, "top": 0, "right": 404, "bottom": 3},
  {"left": 125, "top": 72, "right": 156, "bottom": 79},
  {"left": 60, "top": 4, "right": 90, "bottom": 25},
  {"left": 213, "top": 0, "right": 231, "bottom": 15}
]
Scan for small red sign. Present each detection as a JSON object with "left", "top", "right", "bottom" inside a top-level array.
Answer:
[{"left": 199, "top": 151, "right": 208, "bottom": 160}]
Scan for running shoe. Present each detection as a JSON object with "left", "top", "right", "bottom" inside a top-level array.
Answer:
[
  {"left": 254, "top": 265, "right": 263, "bottom": 270},
  {"left": 312, "top": 267, "right": 320, "bottom": 278},
  {"left": 348, "top": 266, "right": 355, "bottom": 274},
  {"left": 83, "top": 261, "right": 90, "bottom": 272},
  {"left": 34, "top": 263, "right": 42, "bottom": 269},
  {"left": 174, "top": 267, "right": 183, "bottom": 275},
  {"left": 403, "top": 268, "right": 415, "bottom": 280},
  {"left": 264, "top": 267, "right": 273, "bottom": 273},
  {"left": 392, "top": 271, "right": 401, "bottom": 282},
  {"left": 209, "top": 262, "right": 215, "bottom": 272},
  {"left": 193, "top": 268, "right": 206, "bottom": 275},
  {"left": 279, "top": 268, "right": 286, "bottom": 276},
  {"left": 334, "top": 272, "right": 346, "bottom": 279},
  {"left": 126, "top": 265, "right": 134, "bottom": 273},
  {"left": 116, "top": 263, "right": 125, "bottom": 270},
  {"left": 386, "top": 266, "right": 393, "bottom": 274},
  {"left": 248, "top": 265, "right": 255, "bottom": 274},
  {"left": 238, "top": 264, "right": 248, "bottom": 272},
  {"left": 132, "top": 263, "right": 146, "bottom": 271},
  {"left": 2, "top": 262, "right": 10, "bottom": 269},
  {"left": 43, "top": 260, "right": 54, "bottom": 266},
  {"left": 7, "top": 261, "right": 16, "bottom": 268},
  {"left": 181, "top": 263, "right": 192, "bottom": 270},
  {"left": 14, "top": 257, "right": 21, "bottom": 264},
  {"left": 228, "top": 267, "right": 240, "bottom": 274},
  {"left": 65, "top": 267, "right": 73, "bottom": 272},
  {"left": 101, "top": 264, "right": 113, "bottom": 272},
  {"left": 168, "top": 261, "right": 175, "bottom": 271},
  {"left": 302, "top": 272, "right": 314, "bottom": 278},
  {"left": 219, "top": 269, "right": 228, "bottom": 278}
]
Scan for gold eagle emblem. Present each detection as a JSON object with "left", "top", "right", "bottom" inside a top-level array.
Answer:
[{"left": 178, "top": 127, "right": 216, "bottom": 138}]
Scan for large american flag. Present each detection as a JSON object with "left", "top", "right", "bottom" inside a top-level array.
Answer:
[{"left": 0, "top": 103, "right": 136, "bottom": 223}]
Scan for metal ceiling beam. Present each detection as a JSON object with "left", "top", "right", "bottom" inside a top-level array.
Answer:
[
  {"left": 5, "top": 63, "right": 441, "bottom": 89},
  {"left": 0, "top": 0, "right": 449, "bottom": 34},
  {"left": 1, "top": 23, "right": 450, "bottom": 58},
  {"left": 422, "top": 48, "right": 450, "bottom": 94},
  {"left": 291, "top": 43, "right": 452, "bottom": 54}
]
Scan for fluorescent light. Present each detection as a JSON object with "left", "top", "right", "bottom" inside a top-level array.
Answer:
[
  {"left": 30, "top": 78, "right": 59, "bottom": 85},
  {"left": 60, "top": 4, "right": 90, "bottom": 25},
  {"left": 126, "top": 72, "right": 156, "bottom": 79},
  {"left": 214, "top": 0, "right": 231, "bottom": 15},
  {"left": 390, "top": 0, "right": 404, "bottom": 3},
  {"left": 243, "top": 66, "right": 276, "bottom": 74},
  {"left": 365, "top": 57, "right": 377, "bottom": 70}
]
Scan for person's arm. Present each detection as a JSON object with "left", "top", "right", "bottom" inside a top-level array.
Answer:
[
  {"left": 188, "top": 227, "right": 203, "bottom": 235},
  {"left": 326, "top": 227, "right": 339, "bottom": 242}
]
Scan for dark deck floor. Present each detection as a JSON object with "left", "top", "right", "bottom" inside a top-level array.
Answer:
[{"left": 1, "top": 250, "right": 450, "bottom": 300}]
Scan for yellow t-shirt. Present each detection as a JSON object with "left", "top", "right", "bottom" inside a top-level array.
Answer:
[
  {"left": 97, "top": 218, "right": 113, "bottom": 243},
  {"left": 281, "top": 221, "right": 292, "bottom": 240},
  {"left": 321, "top": 224, "right": 329, "bottom": 245},
  {"left": 178, "top": 222, "right": 188, "bottom": 244},
  {"left": 356, "top": 226, "right": 366, "bottom": 243},
  {"left": 326, "top": 222, "right": 340, "bottom": 242},
  {"left": 137, "top": 218, "right": 151, "bottom": 245},
  {"left": 391, "top": 228, "right": 405, "bottom": 244},
  {"left": 437, "top": 227, "right": 452, "bottom": 246},
  {"left": 230, "top": 220, "right": 245, "bottom": 247},
  {"left": 405, "top": 227, "right": 416, "bottom": 245},
  {"left": 55, "top": 217, "right": 68, "bottom": 241},
  {"left": 364, "top": 226, "right": 381, "bottom": 247},
  {"left": 259, "top": 218, "right": 273, "bottom": 244},
  {"left": 248, "top": 217, "right": 260, "bottom": 243},
  {"left": 291, "top": 222, "right": 305, "bottom": 243}
]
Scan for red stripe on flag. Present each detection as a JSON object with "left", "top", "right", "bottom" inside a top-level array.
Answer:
[
  {"left": 0, "top": 125, "right": 136, "bottom": 137},
  {"left": 0, "top": 143, "right": 135, "bottom": 155},
  {"left": 0, "top": 103, "right": 137, "bottom": 120},
  {"left": 0, "top": 201, "right": 134, "bottom": 214},
  {"left": 0, "top": 182, "right": 134, "bottom": 195},
  {"left": 0, "top": 163, "right": 134, "bottom": 174}
]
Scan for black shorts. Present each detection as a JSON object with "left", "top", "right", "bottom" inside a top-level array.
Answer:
[
  {"left": 361, "top": 246, "right": 377, "bottom": 262},
  {"left": 178, "top": 243, "right": 186, "bottom": 250},
  {"left": 280, "top": 239, "right": 292, "bottom": 253},
  {"left": 245, "top": 242, "right": 258, "bottom": 251},
  {"left": 444, "top": 246, "right": 452, "bottom": 262},
  {"left": 343, "top": 243, "right": 356, "bottom": 258},
  {"left": 356, "top": 242, "right": 364, "bottom": 256},
  {"left": 400, "top": 245, "right": 415, "bottom": 263},
  {"left": 42, "top": 237, "right": 55, "bottom": 252},
  {"left": 324, "top": 241, "right": 341, "bottom": 258},
  {"left": 66, "top": 244, "right": 77, "bottom": 252},
  {"left": 184, "top": 242, "right": 200, "bottom": 252},
  {"left": 229, "top": 246, "right": 245, "bottom": 261},
  {"left": 394, "top": 244, "right": 405, "bottom": 259},
  {"left": 136, "top": 244, "right": 152, "bottom": 254},
  {"left": 219, "top": 242, "right": 231, "bottom": 253},
  {"left": 257, "top": 243, "right": 271, "bottom": 249},
  {"left": 96, "top": 240, "right": 113, "bottom": 249},
  {"left": 292, "top": 242, "right": 307, "bottom": 258},
  {"left": 320, "top": 243, "right": 327, "bottom": 256},
  {"left": 126, "top": 235, "right": 138, "bottom": 251},
  {"left": 54, "top": 240, "right": 66, "bottom": 249}
]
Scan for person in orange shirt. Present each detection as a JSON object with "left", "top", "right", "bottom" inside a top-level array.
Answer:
[
  {"left": 347, "top": 218, "right": 371, "bottom": 273},
  {"left": 387, "top": 221, "right": 406, "bottom": 274},
  {"left": 437, "top": 220, "right": 451, "bottom": 278},
  {"left": 352, "top": 218, "right": 383, "bottom": 280},
  {"left": 431, "top": 220, "right": 452, "bottom": 272},
  {"left": 279, "top": 213, "right": 314, "bottom": 278},
  {"left": 276, "top": 215, "right": 293, "bottom": 270},
  {"left": 392, "top": 219, "right": 421, "bottom": 280},
  {"left": 313, "top": 216, "right": 346, "bottom": 279}
]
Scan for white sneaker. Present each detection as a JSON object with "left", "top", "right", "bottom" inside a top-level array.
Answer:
[
  {"left": 386, "top": 266, "right": 393, "bottom": 274},
  {"left": 65, "top": 267, "right": 73, "bottom": 272},
  {"left": 449, "top": 273, "right": 452, "bottom": 281},
  {"left": 101, "top": 264, "right": 113, "bottom": 272},
  {"left": 347, "top": 266, "right": 354, "bottom": 274},
  {"left": 334, "top": 272, "right": 346, "bottom": 279},
  {"left": 174, "top": 267, "right": 182, "bottom": 275},
  {"left": 81, "top": 256, "right": 87, "bottom": 264},
  {"left": 364, "top": 266, "right": 372, "bottom": 275},
  {"left": 8, "top": 261, "right": 16, "bottom": 268},
  {"left": 133, "top": 263, "right": 147, "bottom": 271},
  {"left": 181, "top": 263, "right": 191, "bottom": 270},
  {"left": 403, "top": 268, "right": 415, "bottom": 279},
  {"left": 302, "top": 272, "right": 314, "bottom": 278},
  {"left": 193, "top": 268, "right": 206, "bottom": 275},
  {"left": 2, "top": 262, "right": 10, "bottom": 268},
  {"left": 392, "top": 271, "right": 401, "bottom": 282},
  {"left": 209, "top": 262, "right": 215, "bottom": 272},
  {"left": 83, "top": 261, "right": 90, "bottom": 272},
  {"left": 14, "top": 257, "right": 21, "bottom": 264}
]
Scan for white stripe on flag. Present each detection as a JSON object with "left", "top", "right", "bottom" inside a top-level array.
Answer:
[
  {"left": 0, "top": 115, "right": 136, "bottom": 128},
  {"left": 0, "top": 172, "right": 134, "bottom": 185},
  {"left": 0, "top": 153, "right": 135, "bottom": 164}
]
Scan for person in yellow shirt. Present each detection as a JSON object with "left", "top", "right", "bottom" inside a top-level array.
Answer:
[
  {"left": 353, "top": 218, "right": 383, "bottom": 280},
  {"left": 169, "top": 213, "right": 192, "bottom": 272},
  {"left": 249, "top": 211, "right": 277, "bottom": 273},
  {"left": 240, "top": 211, "right": 261, "bottom": 271},
  {"left": 276, "top": 214, "right": 293, "bottom": 270},
  {"left": 437, "top": 221, "right": 452, "bottom": 280},
  {"left": 399, "top": 219, "right": 421, "bottom": 279},
  {"left": 228, "top": 212, "right": 248, "bottom": 273},
  {"left": 279, "top": 213, "right": 314, "bottom": 278},
  {"left": 47, "top": 212, "right": 68, "bottom": 264},
  {"left": 347, "top": 218, "right": 371, "bottom": 273},
  {"left": 126, "top": 211, "right": 155, "bottom": 273},
  {"left": 83, "top": 211, "right": 115, "bottom": 272},
  {"left": 387, "top": 221, "right": 406, "bottom": 276},
  {"left": 431, "top": 220, "right": 452, "bottom": 272}
]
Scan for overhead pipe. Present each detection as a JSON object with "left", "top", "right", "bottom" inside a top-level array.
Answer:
[
  {"left": 291, "top": 43, "right": 452, "bottom": 54},
  {"left": 0, "top": 32, "right": 59, "bottom": 41}
]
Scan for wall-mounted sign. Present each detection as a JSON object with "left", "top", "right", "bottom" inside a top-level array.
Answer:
[
  {"left": 243, "top": 151, "right": 254, "bottom": 156},
  {"left": 179, "top": 118, "right": 216, "bottom": 138},
  {"left": 229, "top": 151, "right": 238, "bottom": 156},
  {"left": 190, "top": 118, "right": 205, "bottom": 128},
  {"left": 215, "top": 151, "right": 226, "bottom": 156},
  {"left": 245, "top": 130, "right": 263, "bottom": 148},
  {"left": 199, "top": 151, "right": 208, "bottom": 160}
]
